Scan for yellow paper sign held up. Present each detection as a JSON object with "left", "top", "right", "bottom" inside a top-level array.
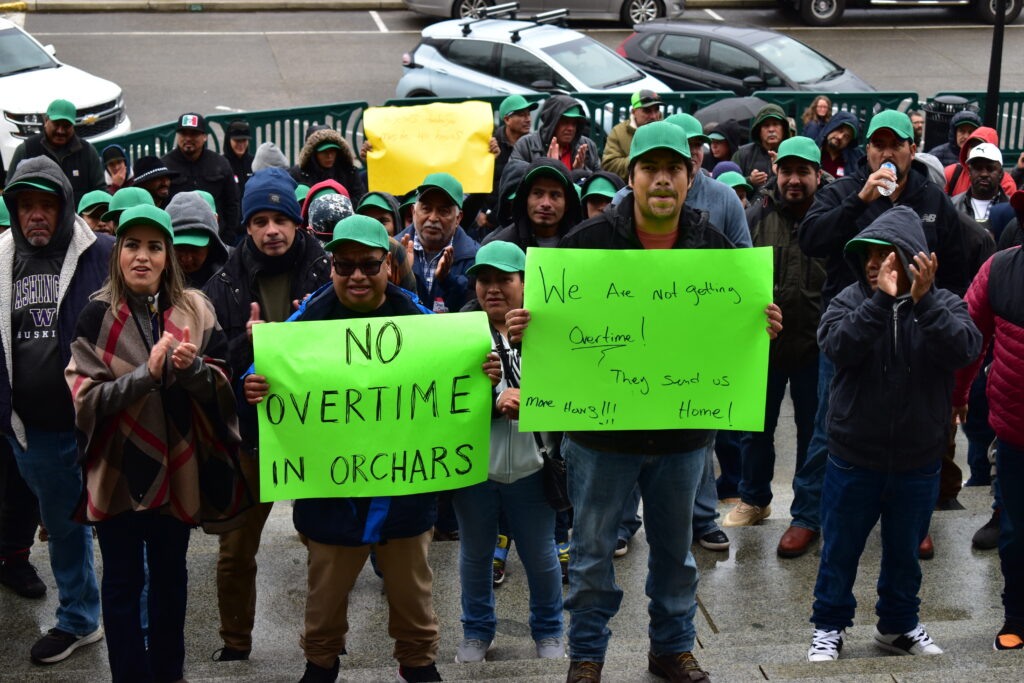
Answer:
[{"left": 364, "top": 101, "right": 495, "bottom": 196}]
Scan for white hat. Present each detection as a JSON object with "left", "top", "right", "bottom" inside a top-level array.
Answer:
[{"left": 967, "top": 142, "right": 1002, "bottom": 165}]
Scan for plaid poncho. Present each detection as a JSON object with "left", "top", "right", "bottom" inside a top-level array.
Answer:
[{"left": 65, "top": 289, "right": 250, "bottom": 532}]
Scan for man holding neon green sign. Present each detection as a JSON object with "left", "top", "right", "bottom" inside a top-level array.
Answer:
[
  {"left": 507, "top": 122, "right": 782, "bottom": 683},
  {"left": 244, "top": 214, "right": 498, "bottom": 683}
]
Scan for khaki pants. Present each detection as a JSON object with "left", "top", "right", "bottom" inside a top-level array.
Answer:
[
  {"left": 216, "top": 451, "right": 274, "bottom": 651},
  {"left": 301, "top": 530, "right": 439, "bottom": 669}
]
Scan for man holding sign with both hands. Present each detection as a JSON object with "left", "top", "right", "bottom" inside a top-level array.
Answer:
[{"left": 506, "top": 122, "right": 782, "bottom": 683}]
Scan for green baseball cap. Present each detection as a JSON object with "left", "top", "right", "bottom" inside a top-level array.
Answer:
[
  {"left": 295, "top": 184, "right": 311, "bottom": 202},
  {"left": 664, "top": 113, "right": 709, "bottom": 144},
  {"left": 499, "top": 94, "right": 538, "bottom": 120},
  {"left": 399, "top": 191, "right": 417, "bottom": 210},
  {"left": 466, "top": 240, "right": 527, "bottom": 276},
  {"left": 522, "top": 164, "right": 568, "bottom": 189},
  {"left": 115, "top": 204, "right": 173, "bottom": 239},
  {"left": 582, "top": 176, "right": 619, "bottom": 200},
  {"left": 416, "top": 172, "right": 464, "bottom": 209},
  {"left": 357, "top": 194, "right": 393, "bottom": 214},
  {"left": 561, "top": 105, "right": 586, "bottom": 119},
  {"left": 77, "top": 190, "right": 112, "bottom": 215},
  {"left": 866, "top": 110, "right": 914, "bottom": 142},
  {"left": 775, "top": 136, "right": 822, "bottom": 166},
  {"left": 324, "top": 214, "right": 391, "bottom": 253},
  {"left": 4, "top": 177, "right": 60, "bottom": 195},
  {"left": 629, "top": 120, "right": 691, "bottom": 162},
  {"left": 174, "top": 229, "right": 211, "bottom": 247},
  {"left": 316, "top": 141, "right": 342, "bottom": 153},
  {"left": 631, "top": 89, "right": 662, "bottom": 110},
  {"left": 196, "top": 190, "right": 217, "bottom": 215},
  {"left": 716, "top": 171, "right": 753, "bottom": 194},
  {"left": 102, "top": 187, "right": 156, "bottom": 223},
  {"left": 845, "top": 236, "right": 893, "bottom": 255},
  {"left": 0, "top": 200, "right": 10, "bottom": 227},
  {"left": 708, "top": 131, "right": 727, "bottom": 141},
  {"left": 46, "top": 99, "right": 76, "bottom": 125}
]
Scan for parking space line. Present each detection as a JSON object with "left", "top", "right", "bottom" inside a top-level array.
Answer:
[
  {"left": 704, "top": 9, "right": 725, "bottom": 21},
  {"left": 369, "top": 10, "right": 389, "bottom": 33}
]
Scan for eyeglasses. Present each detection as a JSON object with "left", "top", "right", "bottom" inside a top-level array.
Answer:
[{"left": 332, "top": 256, "right": 386, "bottom": 277}]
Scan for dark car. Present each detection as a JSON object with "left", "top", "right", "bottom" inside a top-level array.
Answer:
[{"left": 616, "top": 21, "right": 874, "bottom": 96}]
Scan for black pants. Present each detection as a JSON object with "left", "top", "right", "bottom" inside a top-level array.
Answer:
[
  {"left": 0, "top": 439, "right": 39, "bottom": 561},
  {"left": 95, "top": 511, "right": 191, "bottom": 683}
]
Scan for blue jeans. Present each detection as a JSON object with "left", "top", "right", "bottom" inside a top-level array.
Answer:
[
  {"left": 740, "top": 358, "right": 819, "bottom": 508},
  {"left": 692, "top": 444, "right": 721, "bottom": 537},
  {"left": 811, "top": 455, "right": 940, "bottom": 634},
  {"left": 451, "top": 470, "right": 563, "bottom": 642},
  {"left": 95, "top": 511, "right": 191, "bottom": 683},
  {"left": 963, "top": 368, "right": 996, "bottom": 485},
  {"left": 791, "top": 353, "right": 835, "bottom": 530},
  {"left": 9, "top": 428, "right": 100, "bottom": 635},
  {"left": 564, "top": 437, "right": 704, "bottom": 661},
  {"left": 616, "top": 485, "right": 642, "bottom": 543},
  {"left": 996, "top": 440, "right": 1024, "bottom": 624},
  {"left": 713, "top": 430, "right": 742, "bottom": 498}
]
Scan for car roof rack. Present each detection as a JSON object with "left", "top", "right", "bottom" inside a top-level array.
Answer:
[
  {"left": 460, "top": 2, "right": 520, "bottom": 36},
  {"left": 509, "top": 9, "right": 569, "bottom": 43}
]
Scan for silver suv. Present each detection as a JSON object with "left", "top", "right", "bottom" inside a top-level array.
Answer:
[
  {"left": 405, "top": 0, "right": 684, "bottom": 25},
  {"left": 396, "top": 5, "right": 670, "bottom": 99}
]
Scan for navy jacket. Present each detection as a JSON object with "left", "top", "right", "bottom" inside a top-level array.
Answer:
[
  {"left": 819, "top": 206, "right": 981, "bottom": 472},
  {"left": 281, "top": 282, "right": 438, "bottom": 546},
  {"left": 395, "top": 224, "right": 479, "bottom": 313}
]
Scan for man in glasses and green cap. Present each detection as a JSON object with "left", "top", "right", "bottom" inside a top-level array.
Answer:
[
  {"left": 602, "top": 89, "right": 664, "bottom": 182},
  {"left": 7, "top": 98, "right": 106, "bottom": 208},
  {"left": 500, "top": 95, "right": 600, "bottom": 196},
  {"left": 505, "top": 121, "right": 783, "bottom": 683}
]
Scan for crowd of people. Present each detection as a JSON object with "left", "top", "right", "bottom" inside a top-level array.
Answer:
[{"left": 0, "top": 91, "right": 1022, "bottom": 683}]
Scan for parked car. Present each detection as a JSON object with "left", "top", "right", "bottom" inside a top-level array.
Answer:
[
  {"left": 405, "top": 0, "right": 685, "bottom": 26},
  {"left": 617, "top": 21, "right": 874, "bottom": 96},
  {"left": 397, "top": 10, "right": 670, "bottom": 99},
  {"left": 778, "top": 0, "right": 1020, "bottom": 27},
  {"left": 0, "top": 17, "right": 131, "bottom": 178}
]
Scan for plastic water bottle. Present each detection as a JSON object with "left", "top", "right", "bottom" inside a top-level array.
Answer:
[{"left": 878, "top": 162, "right": 897, "bottom": 197}]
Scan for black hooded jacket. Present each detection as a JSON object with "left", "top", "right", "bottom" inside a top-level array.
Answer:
[
  {"left": 500, "top": 95, "right": 600, "bottom": 196},
  {"left": 9, "top": 132, "right": 105, "bottom": 207},
  {"left": 816, "top": 111, "right": 865, "bottom": 177},
  {"left": 163, "top": 146, "right": 242, "bottom": 245},
  {"left": 224, "top": 147, "right": 254, "bottom": 195},
  {"left": 928, "top": 110, "right": 982, "bottom": 167},
  {"left": 800, "top": 157, "right": 971, "bottom": 305},
  {"left": 483, "top": 157, "right": 582, "bottom": 250},
  {"left": 703, "top": 119, "right": 744, "bottom": 173},
  {"left": 819, "top": 206, "right": 981, "bottom": 472}
]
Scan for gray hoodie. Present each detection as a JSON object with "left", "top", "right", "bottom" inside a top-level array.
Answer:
[
  {"left": 166, "top": 191, "right": 232, "bottom": 288},
  {"left": 252, "top": 142, "right": 289, "bottom": 172}
]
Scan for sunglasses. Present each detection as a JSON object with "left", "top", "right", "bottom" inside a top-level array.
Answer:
[{"left": 332, "top": 256, "right": 386, "bottom": 277}]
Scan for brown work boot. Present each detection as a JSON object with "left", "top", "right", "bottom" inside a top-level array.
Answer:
[
  {"left": 566, "top": 660, "right": 603, "bottom": 682},
  {"left": 648, "top": 650, "right": 711, "bottom": 681},
  {"left": 918, "top": 534, "right": 934, "bottom": 560},
  {"left": 777, "top": 526, "right": 820, "bottom": 558}
]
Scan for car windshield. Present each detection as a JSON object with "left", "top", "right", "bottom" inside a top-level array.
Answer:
[
  {"left": 751, "top": 35, "right": 840, "bottom": 84},
  {"left": 542, "top": 36, "right": 643, "bottom": 90},
  {"left": 0, "top": 28, "right": 56, "bottom": 77}
]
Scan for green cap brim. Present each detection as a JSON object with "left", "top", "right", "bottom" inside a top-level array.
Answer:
[
  {"left": 5, "top": 179, "right": 59, "bottom": 194},
  {"left": 708, "top": 132, "right": 727, "bottom": 141},
  {"left": 845, "top": 237, "right": 893, "bottom": 254},
  {"left": 357, "top": 194, "right": 393, "bottom": 214},
  {"left": 174, "top": 231, "right": 211, "bottom": 247},
  {"left": 316, "top": 142, "right": 343, "bottom": 152},
  {"left": 323, "top": 236, "right": 389, "bottom": 252},
  {"left": 416, "top": 185, "right": 463, "bottom": 209},
  {"left": 562, "top": 106, "right": 586, "bottom": 119},
  {"left": 467, "top": 260, "right": 522, "bottom": 276}
]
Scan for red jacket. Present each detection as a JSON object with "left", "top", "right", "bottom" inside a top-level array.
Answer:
[
  {"left": 954, "top": 247, "right": 1024, "bottom": 449},
  {"left": 943, "top": 127, "right": 1018, "bottom": 197}
]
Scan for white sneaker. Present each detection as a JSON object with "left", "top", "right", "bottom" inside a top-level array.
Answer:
[
  {"left": 873, "top": 625, "right": 943, "bottom": 655},
  {"left": 722, "top": 502, "right": 771, "bottom": 527},
  {"left": 455, "top": 638, "right": 492, "bottom": 663},
  {"left": 535, "top": 636, "right": 565, "bottom": 659},
  {"left": 807, "top": 628, "right": 845, "bottom": 661}
]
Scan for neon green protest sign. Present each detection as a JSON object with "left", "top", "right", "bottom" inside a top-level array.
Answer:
[
  {"left": 519, "top": 248, "right": 772, "bottom": 432},
  {"left": 253, "top": 311, "right": 493, "bottom": 502}
]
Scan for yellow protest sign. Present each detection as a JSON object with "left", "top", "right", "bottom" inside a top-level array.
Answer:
[{"left": 364, "top": 101, "right": 495, "bottom": 195}]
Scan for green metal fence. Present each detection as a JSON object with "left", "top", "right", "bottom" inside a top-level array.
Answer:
[
  {"left": 933, "top": 91, "right": 1024, "bottom": 165},
  {"left": 753, "top": 91, "right": 920, "bottom": 138}
]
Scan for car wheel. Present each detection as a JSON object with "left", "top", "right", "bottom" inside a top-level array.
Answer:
[
  {"left": 974, "top": 0, "right": 1021, "bottom": 23},
  {"left": 777, "top": 0, "right": 799, "bottom": 17},
  {"left": 452, "top": 0, "right": 491, "bottom": 18},
  {"left": 799, "top": 0, "right": 844, "bottom": 25},
  {"left": 407, "top": 90, "right": 437, "bottom": 98},
  {"left": 621, "top": 0, "right": 664, "bottom": 26}
]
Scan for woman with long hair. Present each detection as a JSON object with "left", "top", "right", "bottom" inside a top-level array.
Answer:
[
  {"left": 65, "top": 204, "right": 247, "bottom": 682},
  {"left": 801, "top": 95, "right": 833, "bottom": 141}
]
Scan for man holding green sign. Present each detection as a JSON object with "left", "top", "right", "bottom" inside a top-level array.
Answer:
[
  {"left": 507, "top": 122, "right": 782, "bottom": 683},
  {"left": 244, "top": 215, "right": 499, "bottom": 683}
]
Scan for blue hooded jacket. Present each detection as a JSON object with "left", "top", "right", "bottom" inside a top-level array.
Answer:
[{"left": 816, "top": 111, "right": 865, "bottom": 177}]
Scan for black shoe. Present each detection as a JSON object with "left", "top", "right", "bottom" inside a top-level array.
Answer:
[
  {"left": 298, "top": 657, "right": 339, "bottom": 683},
  {"left": 935, "top": 497, "right": 965, "bottom": 511},
  {"left": 566, "top": 660, "right": 603, "bottom": 682},
  {"left": 973, "top": 509, "right": 1001, "bottom": 550},
  {"left": 212, "top": 646, "right": 251, "bottom": 661},
  {"left": 0, "top": 559, "right": 46, "bottom": 599},
  {"left": 30, "top": 627, "right": 103, "bottom": 664},
  {"left": 698, "top": 529, "right": 730, "bottom": 551},
  {"left": 398, "top": 662, "right": 442, "bottom": 682}
]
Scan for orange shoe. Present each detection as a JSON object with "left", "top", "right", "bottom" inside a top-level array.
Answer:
[
  {"left": 918, "top": 534, "right": 934, "bottom": 560},
  {"left": 994, "top": 624, "right": 1024, "bottom": 651}
]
